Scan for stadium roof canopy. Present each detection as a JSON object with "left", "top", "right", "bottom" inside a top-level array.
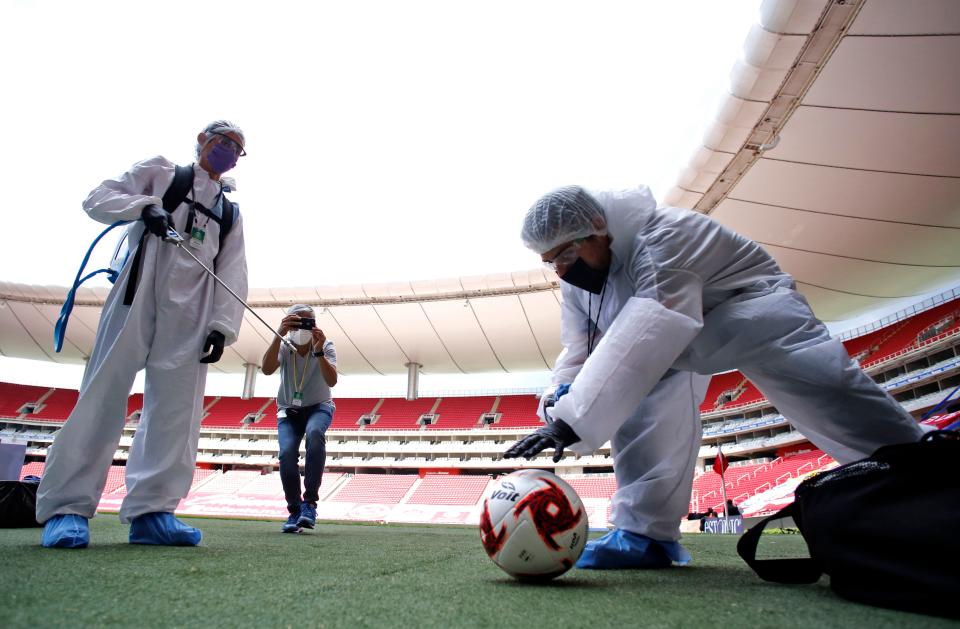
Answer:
[{"left": 1, "top": 0, "right": 958, "bottom": 376}]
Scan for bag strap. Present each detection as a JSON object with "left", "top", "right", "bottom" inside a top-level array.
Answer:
[
  {"left": 162, "top": 164, "right": 194, "bottom": 212},
  {"left": 123, "top": 164, "right": 200, "bottom": 304},
  {"left": 122, "top": 165, "right": 193, "bottom": 307},
  {"left": 218, "top": 199, "right": 236, "bottom": 250},
  {"left": 169, "top": 162, "right": 236, "bottom": 250},
  {"left": 736, "top": 502, "right": 823, "bottom": 584}
]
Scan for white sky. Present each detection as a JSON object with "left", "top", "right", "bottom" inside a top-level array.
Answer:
[{"left": 0, "top": 0, "right": 765, "bottom": 395}]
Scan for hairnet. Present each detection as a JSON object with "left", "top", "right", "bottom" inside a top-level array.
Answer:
[
  {"left": 286, "top": 304, "right": 314, "bottom": 315},
  {"left": 195, "top": 120, "right": 245, "bottom": 157},
  {"left": 520, "top": 186, "right": 608, "bottom": 254}
]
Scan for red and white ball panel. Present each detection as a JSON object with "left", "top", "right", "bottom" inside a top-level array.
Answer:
[{"left": 479, "top": 469, "right": 588, "bottom": 580}]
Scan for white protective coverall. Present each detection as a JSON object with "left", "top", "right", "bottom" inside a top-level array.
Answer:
[
  {"left": 550, "top": 186, "right": 924, "bottom": 541},
  {"left": 36, "top": 156, "right": 247, "bottom": 524}
]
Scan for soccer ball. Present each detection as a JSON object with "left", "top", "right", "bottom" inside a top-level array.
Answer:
[{"left": 479, "top": 469, "right": 588, "bottom": 580}]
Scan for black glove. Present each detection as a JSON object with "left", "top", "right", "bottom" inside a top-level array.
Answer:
[
  {"left": 141, "top": 204, "right": 174, "bottom": 237},
  {"left": 200, "top": 331, "right": 225, "bottom": 364},
  {"left": 503, "top": 418, "right": 580, "bottom": 463}
]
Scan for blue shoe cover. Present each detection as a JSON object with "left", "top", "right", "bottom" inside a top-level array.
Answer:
[
  {"left": 575, "top": 529, "right": 691, "bottom": 569},
  {"left": 41, "top": 514, "right": 89, "bottom": 549},
  {"left": 129, "top": 512, "right": 202, "bottom": 546}
]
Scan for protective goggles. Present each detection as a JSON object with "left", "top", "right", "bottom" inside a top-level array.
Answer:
[
  {"left": 212, "top": 132, "right": 247, "bottom": 157},
  {"left": 542, "top": 239, "right": 584, "bottom": 272}
]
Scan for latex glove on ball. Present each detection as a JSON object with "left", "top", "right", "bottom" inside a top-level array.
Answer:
[{"left": 504, "top": 419, "right": 580, "bottom": 463}]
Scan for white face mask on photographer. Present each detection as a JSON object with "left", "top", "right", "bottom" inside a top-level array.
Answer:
[{"left": 289, "top": 329, "right": 312, "bottom": 346}]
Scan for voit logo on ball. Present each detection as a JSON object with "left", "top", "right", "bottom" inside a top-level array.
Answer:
[{"left": 488, "top": 481, "right": 520, "bottom": 502}]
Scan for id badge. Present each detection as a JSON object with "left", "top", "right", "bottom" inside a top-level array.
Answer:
[
  {"left": 189, "top": 225, "right": 206, "bottom": 249},
  {"left": 292, "top": 391, "right": 303, "bottom": 407}
]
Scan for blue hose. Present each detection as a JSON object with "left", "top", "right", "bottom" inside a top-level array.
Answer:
[
  {"left": 53, "top": 221, "right": 131, "bottom": 353},
  {"left": 921, "top": 384, "right": 960, "bottom": 420}
]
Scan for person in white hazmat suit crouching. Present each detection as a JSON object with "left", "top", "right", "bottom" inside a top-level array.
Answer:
[
  {"left": 36, "top": 121, "right": 249, "bottom": 548},
  {"left": 504, "top": 185, "right": 925, "bottom": 569}
]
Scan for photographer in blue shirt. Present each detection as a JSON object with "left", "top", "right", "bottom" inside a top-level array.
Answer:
[{"left": 262, "top": 305, "right": 338, "bottom": 533}]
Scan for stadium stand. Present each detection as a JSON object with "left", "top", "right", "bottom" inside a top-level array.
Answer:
[
  {"left": 190, "top": 468, "right": 218, "bottom": 489},
  {"left": 405, "top": 474, "right": 489, "bottom": 505},
  {"left": 19, "top": 461, "right": 44, "bottom": 479},
  {"left": 191, "top": 470, "right": 261, "bottom": 494},
  {"left": 862, "top": 301, "right": 960, "bottom": 366},
  {"left": 427, "top": 396, "right": 497, "bottom": 430},
  {"left": 99, "top": 467, "right": 221, "bottom": 512},
  {"left": 842, "top": 326, "right": 885, "bottom": 363},
  {"left": 201, "top": 396, "right": 271, "bottom": 429},
  {"left": 367, "top": 397, "right": 437, "bottom": 430},
  {"left": 691, "top": 450, "right": 833, "bottom": 512},
  {"left": 700, "top": 371, "right": 744, "bottom": 413},
  {"left": 0, "top": 382, "right": 49, "bottom": 418},
  {"left": 316, "top": 473, "right": 346, "bottom": 500},
  {"left": 235, "top": 472, "right": 284, "bottom": 498},
  {"left": 330, "top": 398, "right": 378, "bottom": 429},
  {"left": 493, "top": 395, "right": 541, "bottom": 428},
  {"left": 27, "top": 389, "right": 78, "bottom": 422},
  {"left": 126, "top": 393, "right": 144, "bottom": 420},
  {"left": 562, "top": 476, "right": 618, "bottom": 500},
  {"left": 4, "top": 295, "right": 958, "bottom": 524},
  {"left": 252, "top": 400, "right": 279, "bottom": 430},
  {"left": 101, "top": 465, "right": 127, "bottom": 494},
  {"left": 329, "top": 474, "right": 417, "bottom": 503},
  {"left": 735, "top": 380, "right": 765, "bottom": 406},
  {"left": 230, "top": 471, "right": 345, "bottom": 499}
]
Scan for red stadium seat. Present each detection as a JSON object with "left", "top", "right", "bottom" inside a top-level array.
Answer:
[
  {"left": 493, "top": 395, "right": 541, "bottom": 429},
  {"left": 426, "top": 396, "right": 497, "bottom": 430},
  {"left": 27, "top": 389, "right": 78, "bottom": 422},
  {"left": 405, "top": 474, "right": 490, "bottom": 505},
  {"left": 329, "top": 474, "right": 418, "bottom": 503},
  {"left": 0, "top": 383, "right": 49, "bottom": 419}
]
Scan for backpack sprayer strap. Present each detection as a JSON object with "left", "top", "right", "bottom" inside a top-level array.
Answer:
[
  {"left": 120, "top": 164, "right": 237, "bottom": 306},
  {"left": 120, "top": 164, "right": 196, "bottom": 306}
]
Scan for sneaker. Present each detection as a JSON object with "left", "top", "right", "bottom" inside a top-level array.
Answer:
[
  {"left": 281, "top": 513, "right": 301, "bottom": 534},
  {"left": 297, "top": 502, "right": 317, "bottom": 529}
]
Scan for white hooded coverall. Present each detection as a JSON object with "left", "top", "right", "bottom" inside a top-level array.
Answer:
[
  {"left": 550, "top": 187, "right": 924, "bottom": 541},
  {"left": 36, "top": 156, "right": 248, "bottom": 524}
]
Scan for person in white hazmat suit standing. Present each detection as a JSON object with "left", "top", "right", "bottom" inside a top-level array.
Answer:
[
  {"left": 36, "top": 121, "right": 249, "bottom": 548},
  {"left": 505, "top": 185, "right": 925, "bottom": 569}
]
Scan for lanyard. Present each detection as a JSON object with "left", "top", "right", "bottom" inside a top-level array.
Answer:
[
  {"left": 183, "top": 171, "right": 223, "bottom": 248},
  {"left": 291, "top": 350, "right": 309, "bottom": 394},
  {"left": 586, "top": 279, "right": 608, "bottom": 356},
  {"left": 190, "top": 179, "right": 223, "bottom": 224}
]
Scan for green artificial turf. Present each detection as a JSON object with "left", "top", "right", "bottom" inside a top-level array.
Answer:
[{"left": 0, "top": 518, "right": 949, "bottom": 629}]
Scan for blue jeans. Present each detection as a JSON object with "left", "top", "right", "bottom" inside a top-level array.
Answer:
[{"left": 277, "top": 402, "right": 333, "bottom": 513}]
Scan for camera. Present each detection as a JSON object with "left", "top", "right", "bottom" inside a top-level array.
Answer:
[{"left": 298, "top": 317, "right": 316, "bottom": 330}]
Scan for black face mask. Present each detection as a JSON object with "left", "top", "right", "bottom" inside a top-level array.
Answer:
[{"left": 561, "top": 257, "right": 608, "bottom": 294}]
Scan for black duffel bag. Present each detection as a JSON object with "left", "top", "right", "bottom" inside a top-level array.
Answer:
[
  {"left": 737, "top": 430, "right": 960, "bottom": 618},
  {"left": 0, "top": 478, "right": 43, "bottom": 528}
]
